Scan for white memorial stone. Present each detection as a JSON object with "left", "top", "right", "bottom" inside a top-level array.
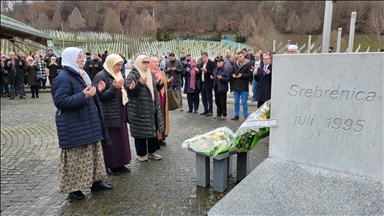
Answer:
[{"left": 270, "top": 53, "right": 383, "bottom": 180}]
